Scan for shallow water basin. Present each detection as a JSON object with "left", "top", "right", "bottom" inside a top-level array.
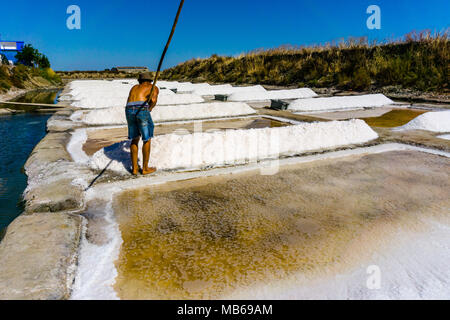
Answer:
[
  {"left": 301, "top": 108, "right": 426, "bottom": 128},
  {"left": 363, "top": 108, "right": 426, "bottom": 127},
  {"left": 112, "top": 150, "right": 450, "bottom": 299}
]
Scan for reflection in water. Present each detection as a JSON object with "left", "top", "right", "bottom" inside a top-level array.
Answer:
[
  {"left": 113, "top": 151, "right": 450, "bottom": 299},
  {"left": 0, "top": 89, "right": 61, "bottom": 112}
]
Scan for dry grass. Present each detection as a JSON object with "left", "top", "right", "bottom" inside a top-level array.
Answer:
[{"left": 161, "top": 30, "right": 449, "bottom": 92}]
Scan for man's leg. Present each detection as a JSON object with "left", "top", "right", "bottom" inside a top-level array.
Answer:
[
  {"left": 142, "top": 139, "right": 156, "bottom": 175},
  {"left": 130, "top": 137, "right": 140, "bottom": 175}
]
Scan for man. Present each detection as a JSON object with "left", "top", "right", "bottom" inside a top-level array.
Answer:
[{"left": 125, "top": 72, "right": 159, "bottom": 175}]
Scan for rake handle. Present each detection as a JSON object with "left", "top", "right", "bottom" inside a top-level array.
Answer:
[{"left": 146, "top": 0, "right": 185, "bottom": 109}]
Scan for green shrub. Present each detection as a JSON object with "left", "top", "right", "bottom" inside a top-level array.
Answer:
[
  {"left": 0, "top": 79, "right": 12, "bottom": 90},
  {"left": 352, "top": 67, "right": 371, "bottom": 91}
]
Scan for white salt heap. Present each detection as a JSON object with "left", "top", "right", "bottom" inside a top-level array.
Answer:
[
  {"left": 191, "top": 84, "right": 233, "bottom": 96},
  {"left": 71, "top": 93, "right": 204, "bottom": 109},
  {"left": 288, "top": 94, "right": 394, "bottom": 112},
  {"left": 71, "top": 102, "right": 257, "bottom": 125},
  {"left": 174, "top": 82, "right": 211, "bottom": 93},
  {"left": 156, "top": 80, "right": 180, "bottom": 88},
  {"left": 228, "top": 88, "right": 317, "bottom": 102},
  {"left": 395, "top": 111, "right": 450, "bottom": 133},
  {"left": 88, "top": 119, "right": 378, "bottom": 174},
  {"left": 59, "top": 80, "right": 200, "bottom": 109},
  {"left": 192, "top": 84, "right": 267, "bottom": 97},
  {"left": 157, "top": 94, "right": 205, "bottom": 106}
]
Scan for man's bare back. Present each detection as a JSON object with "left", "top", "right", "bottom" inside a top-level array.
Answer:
[{"left": 127, "top": 82, "right": 159, "bottom": 110}]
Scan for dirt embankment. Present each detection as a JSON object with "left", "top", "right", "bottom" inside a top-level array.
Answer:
[{"left": 0, "top": 64, "right": 62, "bottom": 97}]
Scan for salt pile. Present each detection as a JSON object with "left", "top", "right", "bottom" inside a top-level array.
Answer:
[
  {"left": 156, "top": 94, "right": 205, "bottom": 105},
  {"left": 193, "top": 84, "right": 266, "bottom": 97},
  {"left": 395, "top": 111, "right": 450, "bottom": 132},
  {"left": 71, "top": 102, "right": 257, "bottom": 125},
  {"left": 59, "top": 80, "right": 191, "bottom": 109},
  {"left": 70, "top": 93, "right": 204, "bottom": 109},
  {"left": 154, "top": 81, "right": 212, "bottom": 93},
  {"left": 266, "top": 88, "right": 318, "bottom": 100},
  {"left": 228, "top": 88, "right": 317, "bottom": 102},
  {"left": 156, "top": 80, "right": 179, "bottom": 88},
  {"left": 191, "top": 84, "right": 234, "bottom": 96},
  {"left": 157, "top": 81, "right": 187, "bottom": 90},
  {"left": 437, "top": 134, "right": 450, "bottom": 140},
  {"left": 175, "top": 83, "right": 211, "bottom": 93},
  {"left": 88, "top": 119, "right": 378, "bottom": 173},
  {"left": 288, "top": 94, "right": 394, "bottom": 112}
]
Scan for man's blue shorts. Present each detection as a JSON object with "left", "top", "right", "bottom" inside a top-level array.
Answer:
[{"left": 125, "top": 101, "right": 154, "bottom": 142}]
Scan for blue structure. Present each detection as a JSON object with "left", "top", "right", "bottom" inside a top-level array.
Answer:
[{"left": 0, "top": 39, "right": 24, "bottom": 65}]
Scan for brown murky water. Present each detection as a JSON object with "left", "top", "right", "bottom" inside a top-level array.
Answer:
[
  {"left": 83, "top": 117, "right": 290, "bottom": 156},
  {"left": 113, "top": 151, "right": 450, "bottom": 299},
  {"left": 363, "top": 109, "right": 426, "bottom": 127},
  {"left": 301, "top": 108, "right": 425, "bottom": 127},
  {"left": 303, "top": 107, "right": 393, "bottom": 121}
]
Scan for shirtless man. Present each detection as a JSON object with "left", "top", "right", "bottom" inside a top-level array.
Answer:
[{"left": 125, "top": 72, "right": 159, "bottom": 175}]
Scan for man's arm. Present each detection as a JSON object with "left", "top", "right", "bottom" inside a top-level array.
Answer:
[{"left": 149, "top": 86, "right": 159, "bottom": 111}]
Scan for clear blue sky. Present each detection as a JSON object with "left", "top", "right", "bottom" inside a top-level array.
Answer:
[{"left": 1, "top": 0, "right": 448, "bottom": 70}]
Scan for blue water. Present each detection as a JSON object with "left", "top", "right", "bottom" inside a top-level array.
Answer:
[{"left": 0, "top": 113, "right": 52, "bottom": 237}]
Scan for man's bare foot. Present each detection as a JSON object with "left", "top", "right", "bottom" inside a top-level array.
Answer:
[
  {"left": 141, "top": 167, "right": 157, "bottom": 175},
  {"left": 131, "top": 166, "right": 141, "bottom": 175}
]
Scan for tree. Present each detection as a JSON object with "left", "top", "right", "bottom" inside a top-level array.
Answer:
[
  {"left": 15, "top": 44, "right": 40, "bottom": 67},
  {"left": 38, "top": 55, "right": 50, "bottom": 68},
  {"left": 14, "top": 44, "right": 51, "bottom": 68}
]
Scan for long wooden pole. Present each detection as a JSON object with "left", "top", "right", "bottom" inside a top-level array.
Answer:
[{"left": 145, "top": 0, "right": 185, "bottom": 108}]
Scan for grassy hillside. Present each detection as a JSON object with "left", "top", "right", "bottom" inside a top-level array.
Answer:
[
  {"left": 162, "top": 31, "right": 449, "bottom": 93},
  {"left": 56, "top": 70, "right": 139, "bottom": 79},
  {"left": 0, "top": 64, "right": 62, "bottom": 94}
]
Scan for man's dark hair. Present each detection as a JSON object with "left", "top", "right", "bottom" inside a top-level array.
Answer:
[{"left": 138, "top": 79, "right": 153, "bottom": 84}]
